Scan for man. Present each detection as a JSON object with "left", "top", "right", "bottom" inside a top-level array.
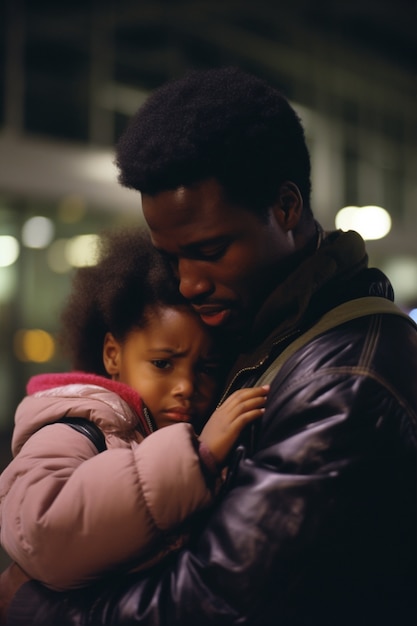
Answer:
[{"left": 5, "top": 67, "right": 417, "bottom": 626}]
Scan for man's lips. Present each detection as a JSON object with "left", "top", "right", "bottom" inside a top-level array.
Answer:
[{"left": 192, "top": 305, "right": 232, "bottom": 327}]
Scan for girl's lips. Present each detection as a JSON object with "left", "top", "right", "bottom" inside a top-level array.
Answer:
[{"left": 163, "top": 409, "right": 192, "bottom": 422}]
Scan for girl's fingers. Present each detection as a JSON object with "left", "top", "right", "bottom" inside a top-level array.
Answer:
[{"left": 220, "top": 386, "right": 269, "bottom": 411}]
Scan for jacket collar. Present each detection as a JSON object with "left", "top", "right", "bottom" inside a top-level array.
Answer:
[{"left": 226, "top": 229, "right": 368, "bottom": 383}]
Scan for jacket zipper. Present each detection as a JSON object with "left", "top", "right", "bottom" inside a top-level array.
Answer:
[
  {"left": 143, "top": 406, "right": 155, "bottom": 434},
  {"left": 217, "top": 329, "right": 301, "bottom": 406}
]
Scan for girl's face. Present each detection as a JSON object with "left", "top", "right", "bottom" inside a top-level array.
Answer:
[{"left": 103, "top": 305, "right": 221, "bottom": 429}]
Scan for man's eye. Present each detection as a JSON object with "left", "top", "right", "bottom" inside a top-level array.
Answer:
[
  {"left": 159, "top": 251, "right": 179, "bottom": 272},
  {"left": 151, "top": 360, "right": 171, "bottom": 370},
  {"left": 199, "top": 246, "right": 227, "bottom": 261},
  {"left": 199, "top": 362, "right": 221, "bottom": 377}
]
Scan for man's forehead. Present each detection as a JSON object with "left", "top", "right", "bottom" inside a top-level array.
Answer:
[
  {"left": 146, "top": 216, "right": 201, "bottom": 249},
  {"left": 149, "top": 229, "right": 223, "bottom": 254},
  {"left": 142, "top": 179, "right": 238, "bottom": 251},
  {"left": 142, "top": 184, "right": 199, "bottom": 217}
]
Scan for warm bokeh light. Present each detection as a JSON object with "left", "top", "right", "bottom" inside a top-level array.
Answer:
[
  {"left": 47, "top": 238, "right": 72, "bottom": 273},
  {"left": 14, "top": 329, "right": 55, "bottom": 363},
  {"left": 0, "top": 235, "right": 20, "bottom": 267},
  {"left": 22, "top": 216, "right": 55, "bottom": 249},
  {"left": 57, "top": 194, "right": 87, "bottom": 223},
  {"left": 65, "top": 234, "right": 100, "bottom": 267},
  {"left": 335, "top": 205, "right": 392, "bottom": 240},
  {"left": 76, "top": 152, "right": 119, "bottom": 182}
]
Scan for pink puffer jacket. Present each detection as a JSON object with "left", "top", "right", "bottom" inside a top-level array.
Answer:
[{"left": 0, "top": 373, "right": 215, "bottom": 590}]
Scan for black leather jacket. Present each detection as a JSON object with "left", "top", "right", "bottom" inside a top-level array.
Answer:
[{"left": 8, "top": 231, "right": 417, "bottom": 626}]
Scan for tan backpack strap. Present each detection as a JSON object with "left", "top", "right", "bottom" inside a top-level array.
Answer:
[{"left": 256, "top": 297, "right": 413, "bottom": 386}]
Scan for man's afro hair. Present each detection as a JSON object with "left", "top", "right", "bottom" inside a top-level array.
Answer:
[{"left": 116, "top": 66, "right": 312, "bottom": 213}]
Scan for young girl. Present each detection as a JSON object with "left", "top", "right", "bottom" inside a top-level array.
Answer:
[{"left": 0, "top": 227, "right": 268, "bottom": 592}]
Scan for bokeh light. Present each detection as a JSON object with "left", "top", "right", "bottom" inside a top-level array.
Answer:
[
  {"left": 47, "top": 238, "right": 72, "bottom": 273},
  {"left": 0, "top": 266, "right": 18, "bottom": 302},
  {"left": 381, "top": 257, "right": 417, "bottom": 303},
  {"left": 22, "top": 216, "right": 55, "bottom": 249},
  {"left": 65, "top": 234, "right": 100, "bottom": 267},
  {"left": 335, "top": 205, "right": 392, "bottom": 240},
  {"left": 57, "top": 194, "right": 87, "bottom": 223},
  {"left": 0, "top": 236, "right": 20, "bottom": 267},
  {"left": 14, "top": 329, "right": 55, "bottom": 363}
]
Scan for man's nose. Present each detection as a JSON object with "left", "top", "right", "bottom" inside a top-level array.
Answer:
[{"left": 178, "top": 258, "right": 212, "bottom": 301}]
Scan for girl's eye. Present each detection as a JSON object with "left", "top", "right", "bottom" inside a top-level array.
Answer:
[{"left": 151, "top": 360, "right": 171, "bottom": 370}]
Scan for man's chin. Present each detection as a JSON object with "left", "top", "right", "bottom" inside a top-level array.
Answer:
[{"left": 211, "top": 314, "right": 250, "bottom": 339}]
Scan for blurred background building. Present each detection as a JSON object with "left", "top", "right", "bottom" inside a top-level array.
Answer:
[{"left": 0, "top": 0, "right": 416, "bottom": 473}]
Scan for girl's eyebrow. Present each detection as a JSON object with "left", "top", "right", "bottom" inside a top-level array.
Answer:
[
  {"left": 147, "top": 347, "right": 174, "bottom": 354},
  {"left": 147, "top": 348, "right": 184, "bottom": 356}
]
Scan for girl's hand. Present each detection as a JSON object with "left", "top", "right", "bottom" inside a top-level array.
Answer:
[{"left": 199, "top": 385, "right": 269, "bottom": 466}]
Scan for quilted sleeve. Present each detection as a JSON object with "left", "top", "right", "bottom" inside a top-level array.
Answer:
[{"left": 0, "top": 422, "right": 213, "bottom": 590}]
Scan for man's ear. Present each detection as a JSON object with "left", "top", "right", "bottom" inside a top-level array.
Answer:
[
  {"left": 273, "top": 181, "right": 303, "bottom": 231},
  {"left": 103, "top": 333, "right": 121, "bottom": 377}
]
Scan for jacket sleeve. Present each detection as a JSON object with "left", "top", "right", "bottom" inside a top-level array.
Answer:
[
  {"left": 0, "top": 422, "right": 214, "bottom": 590},
  {"left": 8, "top": 360, "right": 415, "bottom": 626}
]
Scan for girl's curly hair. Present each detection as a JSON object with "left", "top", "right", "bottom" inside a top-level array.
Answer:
[{"left": 59, "top": 227, "right": 185, "bottom": 376}]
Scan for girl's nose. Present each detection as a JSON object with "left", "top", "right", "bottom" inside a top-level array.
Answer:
[{"left": 172, "top": 373, "right": 195, "bottom": 399}]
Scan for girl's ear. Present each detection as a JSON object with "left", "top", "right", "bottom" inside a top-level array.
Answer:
[
  {"left": 103, "top": 333, "right": 121, "bottom": 377},
  {"left": 272, "top": 181, "right": 303, "bottom": 231}
]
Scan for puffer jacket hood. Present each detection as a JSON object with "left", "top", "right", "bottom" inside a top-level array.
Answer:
[{"left": 12, "top": 372, "right": 149, "bottom": 456}]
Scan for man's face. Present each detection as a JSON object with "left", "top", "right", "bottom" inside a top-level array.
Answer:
[{"left": 142, "top": 178, "right": 296, "bottom": 332}]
